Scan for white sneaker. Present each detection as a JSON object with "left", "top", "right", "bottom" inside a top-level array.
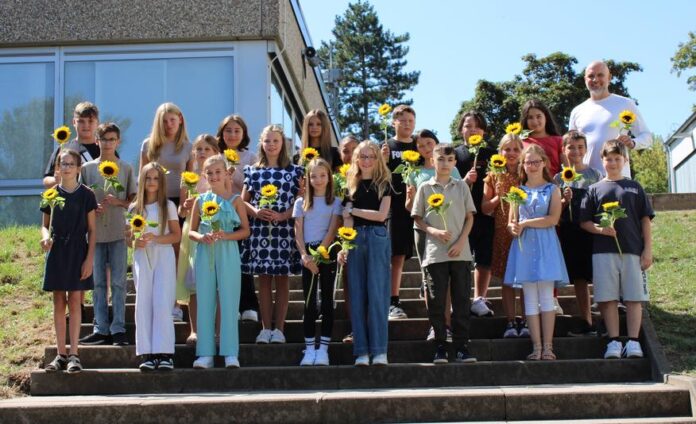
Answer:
[
  {"left": 255, "top": 329, "right": 272, "bottom": 344},
  {"left": 553, "top": 297, "right": 564, "bottom": 315},
  {"left": 425, "top": 326, "right": 435, "bottom": 341},
  {"left": 241, "top": 310, "right": 258, "bottom": 322},
  {"left": 623, "top": 340, "right": 644, "bottom": 358},
  {"left": 224, "top": 356, "right": 240, "bottom": 368},
  {"left": 388, "top": 304, "right": 408, "bottom": 320},
  {"left": 372, "top": 353, "right": 388, "bottom": 366},
  {"left": 354, "top": 355, "right": 370, "bottom": 367},
  {"left": 270, "top": 328, "right": 286, "bottom": 344},
  {"left": 172, "top": 305, "right": 184, "bottom": 322},
  {"left": 300, "top": 348, "right": 316, "bottom": 366},
  {"left": 446, "top": 328, "right": 453, "bottom": 343},
  {"left": 193, "top": 356, "right": 214, "bottom": 369},
  {"left": 604, "top": 340, "right": 623, "bottom": 359},
  {"left": 314, "top": 349, "right": 330, "bottom": 366},
  {"left": 470, "top": 297, "right": 494, "bottom": 317}
]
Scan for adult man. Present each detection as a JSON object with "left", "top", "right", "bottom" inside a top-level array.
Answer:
[{"left": 569, "top": 61, "right": 651, "bottom": 177}]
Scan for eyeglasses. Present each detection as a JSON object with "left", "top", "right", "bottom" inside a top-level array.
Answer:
[
  {"left": 523, "top": 160, "right": 544, "bottom": 167},
  {"left": 98, "top": 137, "right": 119, "bottom": 143},
  {"left": 59, "top": 162, "right": 77, "bottom": 169},
  {"left": 358, "top": 155, "right": 377, "bottom": 161}
]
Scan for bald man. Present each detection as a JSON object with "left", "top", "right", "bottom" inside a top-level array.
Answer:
[{"left": 568, "top": 61, "right": 652, "bottom": 177}]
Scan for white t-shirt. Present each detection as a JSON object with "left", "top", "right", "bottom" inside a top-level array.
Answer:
[
  {"left": 142, "top": 200, "right": 179, "bottom": 236},
  {"left": 292, "top": 197, "right": 342, "bottom": 244},
  {"left": 568, "top": 93, "right": 651, "bottom": 177}
]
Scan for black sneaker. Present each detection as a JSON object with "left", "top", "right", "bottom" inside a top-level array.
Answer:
[
  {"left": 455, "top": 347, "right": 477, "bottom": 363},
  {"left": 567, "top": 322, "right": 598, "bottom": 337},
  {"left": 158, "top": 355, "right": 174, "bottom": 371},
  {"left": 139, "top": 355, "right": 157, "bottom": 372},
  {"left": 79, "top": 332, "right": 110, "bottom": 345},
  {"left": 112, "top": 332, "right": 129, "bottom": 346},
  {"left": 433, "top": 345, "right": 448, "bottom": 364}
]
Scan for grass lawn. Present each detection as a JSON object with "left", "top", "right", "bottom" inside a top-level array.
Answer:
[{"left": 0, "top": 210, "right": 694, "bottom": 397}]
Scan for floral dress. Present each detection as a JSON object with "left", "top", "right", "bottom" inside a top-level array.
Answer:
[{"left": 484, "top": 170, "right": 521, "bottom": 280}]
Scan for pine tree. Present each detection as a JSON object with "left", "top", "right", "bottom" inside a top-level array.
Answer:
[{"left": 318, "top": 1, "right": 419, "bottom": 139}]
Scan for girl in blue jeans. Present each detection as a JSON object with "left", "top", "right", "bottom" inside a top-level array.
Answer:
[{"left": 338, "top": 141, "right": 393, "bottom": 366}]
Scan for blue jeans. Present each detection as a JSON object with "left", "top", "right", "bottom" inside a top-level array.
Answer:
[
  {"left": 93, "top": 240, "right": 128, "bottom": 335},
  {"left": 347, "top": 225, "right": 391, "bottom": 357}
]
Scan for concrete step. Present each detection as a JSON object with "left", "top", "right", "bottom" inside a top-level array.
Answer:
[
  {"left": 44, "top": 337, "right": 618, "bottom": 368},
  {"left": 5, "top": 384, "right": 692, "bottom": 423},
  {"left": 71, "top": 315, "right": 619, "bottom": 344},
  {"left": 81, "top": 295, "right": 591, "bottom": 323},
  {"left": 30, "top": 359, "right": 653, "bottom": 396}
]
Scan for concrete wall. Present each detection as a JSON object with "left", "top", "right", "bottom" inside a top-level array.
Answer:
[{"left": 649, "top": 193, "right": 696, "bottom": 211}]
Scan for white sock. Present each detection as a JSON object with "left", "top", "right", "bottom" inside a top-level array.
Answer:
[
  {"left": 305, "top": 337, "right": 315, "bottom": 351},
  {"left": 319, "top": 336, "right": 330, "bottom": 352}
]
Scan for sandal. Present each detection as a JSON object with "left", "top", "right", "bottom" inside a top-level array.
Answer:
[
  {"left": 527, "top": 344, "right": 542, "bottom": 361},
  {"left": 67, "top": 354, "right": 83, "bottom": 374},
  {"left": 542, "top": 344, "right": 556, "bottom": 361},
  {"left": 45, "top": 354, "right": 68, "bottom": 372}
]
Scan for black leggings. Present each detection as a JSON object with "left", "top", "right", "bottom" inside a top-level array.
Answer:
[{"left": 302, "top": 242, "right": 337, "bottom": 338}]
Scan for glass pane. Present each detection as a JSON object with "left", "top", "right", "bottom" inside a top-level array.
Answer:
[
  {"left": 0, "top": 62, "right": 54, "bottom": 179},
  {"left": 283, "top": 99, "right": 293, "bottom": 140},
  {"left": 65, "top": 56, "right": 234, "bottom": 170},
  {"left": 271, "top": 74, "right": 283, "bottom": 128}
]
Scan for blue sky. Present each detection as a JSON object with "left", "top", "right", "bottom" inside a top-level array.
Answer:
[{"left": 299, "top": 0, "right": 696, "bottom": 141}]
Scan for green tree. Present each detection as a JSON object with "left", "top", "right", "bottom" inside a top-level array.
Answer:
[
  {"left": 450, "top": 53, "right": 642, "bottom": 145},
  {"left": 632, "top": 137, "right": 669, "bottom": 194},
  {"left": 318, "top": 0, "right": 419, "bottom": 140},
  {"left": 671, "top": 31, "right": 696, "bottom": 92}
]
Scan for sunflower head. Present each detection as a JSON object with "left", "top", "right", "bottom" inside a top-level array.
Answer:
[
  {"left": 181, "top": 171, "right": 200, "bottom": 185},
  {"left": 338, "top": 226, "right": 357, "bottom": 241},
  {"left": 427, "top": 193, "right": 445, "bottom": 208},
  {"left": 491, "top": 154, "right": 507, "bottom": 167},
  {"left": 619, "top": 110, "right": 636, "bottom": 125},
  {"left": 52, "top": 126, "right": 72, "bottom": 145},
  {"left": 561, "top": 166, "right": 577, "bottom": 183},
  {"left": 378, "top": 103, "right": 392, "bottom": 116},
  {"left": 402, "top": 150, "right": 421, "bottom": 164},
  {"left": 509, "top": 186, "right": 528, "bottom": 201},
  {"left": 302, "top": 147, "right": 320, "bottom": 162},
  {"left": 602, "top": 201, "right": 620, "bottom": 211},
  {"left": 42, "top": 188, "right": 59, "bottom": 200},
  {"left": 468, "top": 134, "right": 483, "bottom": 146},
  {"left": 505, "top": 123, "right": 522, "bottom": 135},
  {"left": 317, "top": 245, "right": 330, "bottom": 260},
  {"left": 130, "top": 214, "right": 146, "bottom": 232},
  {"left": 99, "top": 160, "right": 119, "bottom": 178},
  {"left": 339, "top": 163, "right": 351, "bottom": 177},
  {"left": 261, "top": 184, "right": 278, "bottom": 198},
  {"left": 224, "top": 149, "right": 239, "bottom": 163},
  {"left": 202, "top": 200, "right": 220, "bottom": 217}
]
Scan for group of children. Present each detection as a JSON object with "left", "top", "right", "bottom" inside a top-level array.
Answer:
[{"left": 40, "top": 99, "right": 653, "bottom": 373}]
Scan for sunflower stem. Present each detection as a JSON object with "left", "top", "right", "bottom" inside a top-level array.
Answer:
[
  {"left": 613, "top": 234, "right": 623, "bottom": 258},
  {"left": 47, "top": 205, "right": 55, "bottom": 252}
]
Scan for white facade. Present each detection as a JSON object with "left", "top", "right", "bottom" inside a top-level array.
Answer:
[{"left": 665, "top": 112, "right": 696, "bottom": 193}]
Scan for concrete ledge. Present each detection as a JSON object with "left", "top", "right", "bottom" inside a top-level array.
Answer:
[
  {"left": 649, "top": 193, "right": 696, "bottom": 211},
  {"left": 667, "top": 374, "right": 696, "bottom": 417},
  {"left": 641, "top": 309, "right": 672, "bottom": 381}
]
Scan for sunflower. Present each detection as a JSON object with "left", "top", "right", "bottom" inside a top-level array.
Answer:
[
  {"left": 509, "top": 186, "right": 528, "bottom": 201},
  {"left": 338, "top": 226, "right": 357, "bottom": 241},
  {"left": 224, "top": 149, "right": 239, "bottom": 164},
  {"left": 130, "top": 214, "right": 146, "bottom": 232},
  {"left": 427, "top": 193, "right": 445, "bottom": 208},
  {"left": 42, "top": 188, "right": 59, "bottom": 200},
  {"left": 181, "top": 171, "right": 200, "bottom": 185},
  {"left": 52, "top": 126, "right": 71, "bottom": 145},
  {"left": 619, "top": 110, "right": 636, "bottom": 125},
  {"left": 602, "top": 201, "right": 620, "bottom": 211},
  {"left": 378, "top": 103, "right": 392, "bottom": 116},
  {"left": 468, "top": 134, "right": 483, "bottom": 146},
  {"left": 317, "top": 245, "right": 330, "bottom": 260},
  {"left": 505, "top": 123, "right": 522, "bottom": 135},
  {"left": 202, "top": 200, "right": 220, "bottom": 217},
  {"left": 98, "top": 160, "right": 119, "bottom": 178},
  {"left": 261, "top": 184, "right": 278, "bottom": 198},
  {"left": 491, "top": 154, "right": 506, "bottom": 167},
  {"left": 302, "top": 147, "right": 320, "bottom": 163},
  {"left": 561, "top": 166, "right": 578, "bottom": 183},
  {"left": 402, "top": 150, "right": 421, "bottom": 164},
  {"left": 339, "top": 163, "right": 351, "bottom": 177}
]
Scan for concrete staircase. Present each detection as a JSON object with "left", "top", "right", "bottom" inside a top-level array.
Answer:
[{"left": 1, "top": 259, "right": 694, "bottom": 423}]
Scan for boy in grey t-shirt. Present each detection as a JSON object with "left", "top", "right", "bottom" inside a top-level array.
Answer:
[{"left": 79, "top": 123, "right": 137, "bottom": 346}]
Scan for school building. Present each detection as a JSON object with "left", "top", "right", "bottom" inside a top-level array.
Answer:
[
  {"left": 0, "top": 0, "right": 337, "bottom": 226},
  {"left": 664, "top": 110, "right": 696, "bottom": 193}
]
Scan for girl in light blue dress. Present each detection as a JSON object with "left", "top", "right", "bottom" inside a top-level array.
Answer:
[
  {"left": 504, "top": 145, "right": 568, "bottom": 361},
  {"left": 188, "top": 155, "right": 250, "bottom": 369}
]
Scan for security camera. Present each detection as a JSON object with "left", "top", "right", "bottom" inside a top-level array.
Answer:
[{"left": 303, "top": 47, "right": 320, "bottom": 67}]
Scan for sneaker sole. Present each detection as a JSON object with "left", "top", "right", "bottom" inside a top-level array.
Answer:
[
  {"left": 354, "top": 362, "right": 369, "bottom": 367},
  {"left": 604, "top": 355, "right": 621, "bottom": 359},
  {"left": 139, "top": 366, "right": 156, "bottom": 372},
  {"left": 456, "top": 358, "right": 477, "bottom": 363},
  {"left": 433, "top": 359, "right": 448, "bottom": 364},
  {"left": 158, "top": 366, "right": 173, "bottom": 371}
]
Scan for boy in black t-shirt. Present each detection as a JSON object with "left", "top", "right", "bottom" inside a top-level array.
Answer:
[{"left": 381, "top": 105, "right": 416, "bottom": 319}]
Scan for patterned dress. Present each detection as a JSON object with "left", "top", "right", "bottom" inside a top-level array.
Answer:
[
  {"left": 484, "top": 170, "right": 521, "bottom": 280},
  {"left": 242, "top": 164, "right": 303, "bottom": 275}
]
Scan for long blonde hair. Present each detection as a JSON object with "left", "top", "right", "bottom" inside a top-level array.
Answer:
[
  {"left": 132, "top": 162, "right": 169, "bottom": 235},
  {"left": 146, "top": 103, "right": 189, "bottom": 161},
  {"left": 255, "top": 124, "right": 290, "bottom": 168},
  {"left": 303, "top": 158, "right": 335, "bottom": 212},
  {"left": 347, "top": 141, "right": 391, "bottom": 199},
  {"left": 301, "top": 110, "right": 332, "bottom": 157}
]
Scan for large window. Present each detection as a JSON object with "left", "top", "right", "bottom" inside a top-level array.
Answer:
[{"left": 270, "top": 71, "right": 304, "bottom": 155}]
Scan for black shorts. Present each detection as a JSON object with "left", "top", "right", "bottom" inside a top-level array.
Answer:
[
  {"left": 389, "top": 217, "right": 414, "bottom": 258},
  {"left": 559, "top": 222, "right": 593, "bottom": 282},
  {"left": 468, "top": 215, "right": 494, "bottom": 267}
]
